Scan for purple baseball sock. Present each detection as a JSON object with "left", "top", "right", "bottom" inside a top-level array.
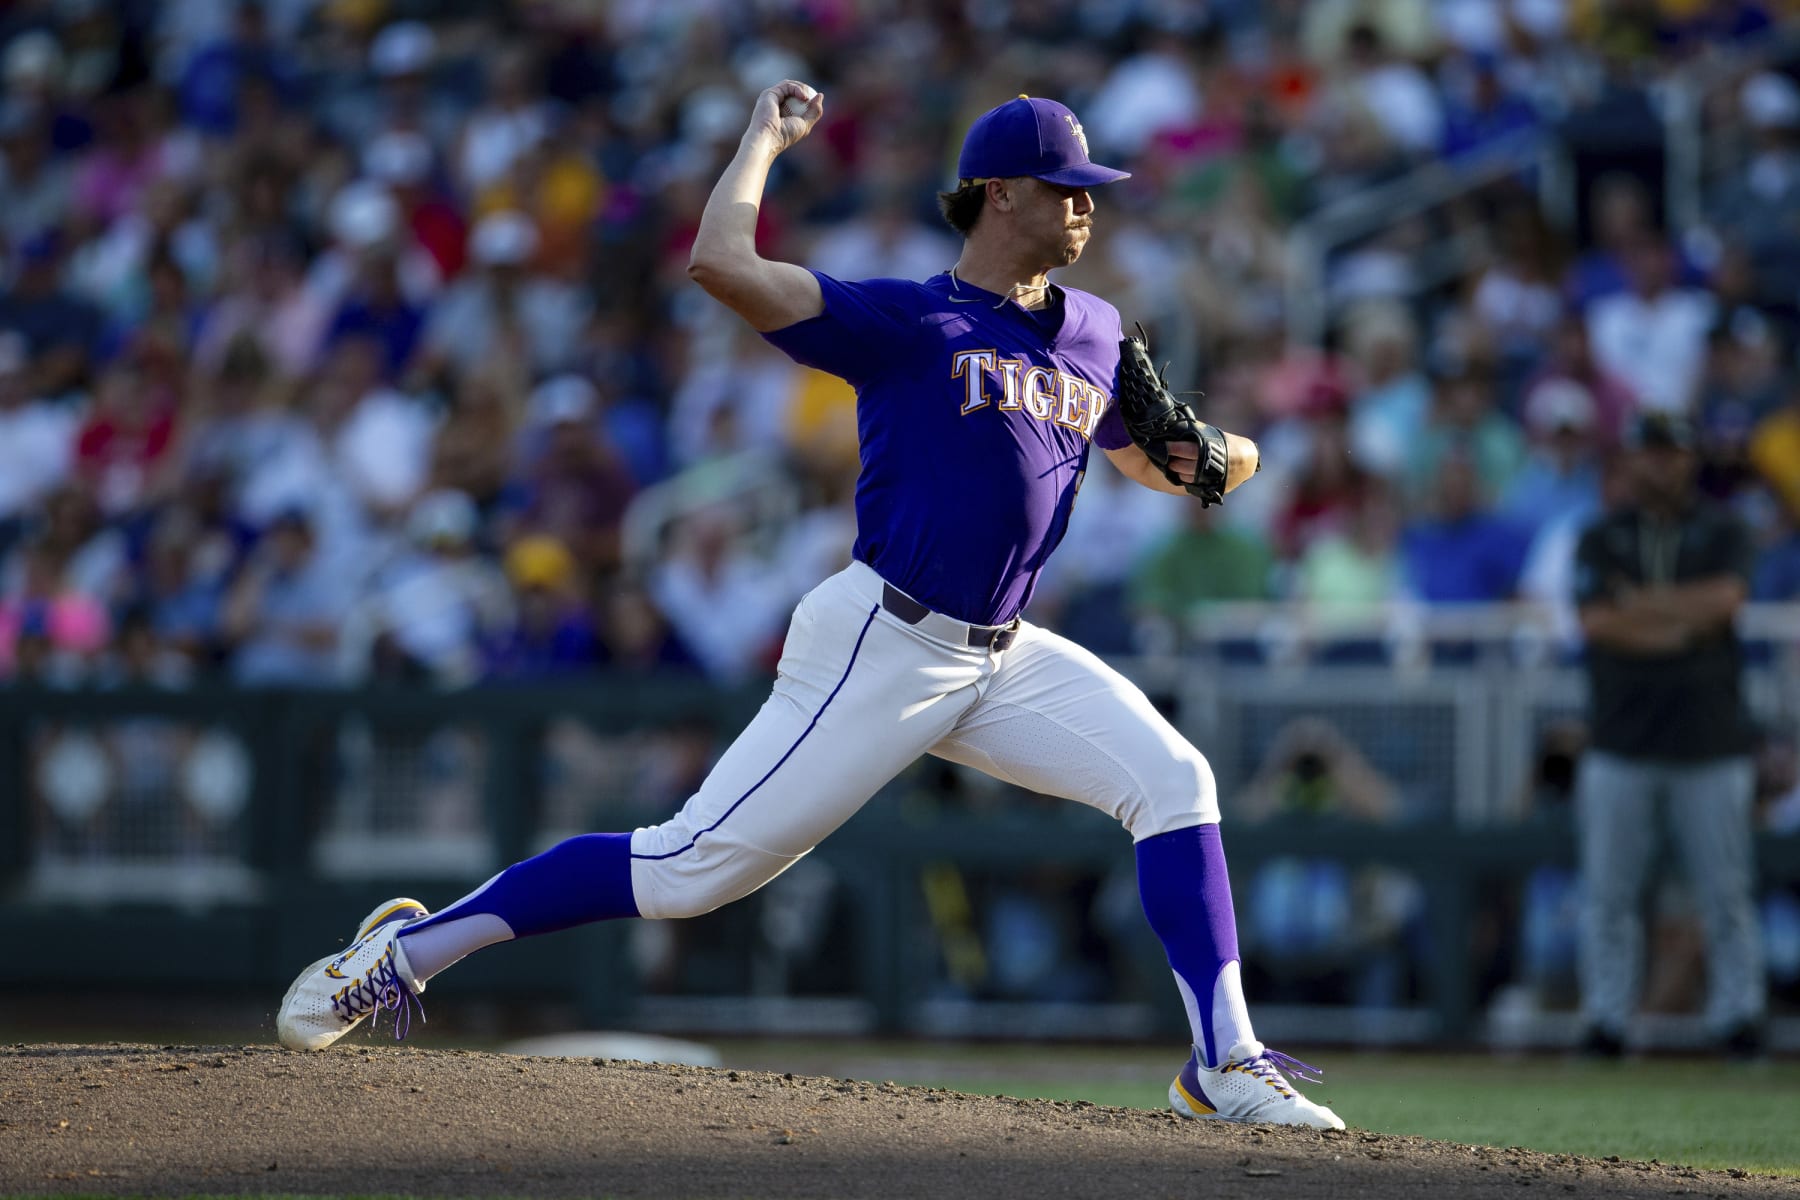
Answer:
[
  {"left": 397, "top": 832, "right": 639, "bottom": 983},
  {"left": 1136, "top": 822, "right": 1256, "bottom": 1068}
]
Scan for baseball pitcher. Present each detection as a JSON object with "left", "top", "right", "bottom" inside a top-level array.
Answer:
[{"left": 278, "top": 83, "right": 1343, "bottom": 1130}]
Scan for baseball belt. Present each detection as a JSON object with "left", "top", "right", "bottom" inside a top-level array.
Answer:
[{"left": 880, "top": 582, "right": 1019, "bottom": 652}]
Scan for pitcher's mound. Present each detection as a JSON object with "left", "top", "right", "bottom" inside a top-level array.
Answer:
[{"left": 0, "top": 1044, "right": 1782, "bottom": 1198}]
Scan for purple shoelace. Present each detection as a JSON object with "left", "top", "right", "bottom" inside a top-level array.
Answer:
[
  {"left": 1254, "top": 1047, "right": 1324, "bottom": 1086},
  {"left": 330, "top": 946, "right": 427, "bottom": 1043}
]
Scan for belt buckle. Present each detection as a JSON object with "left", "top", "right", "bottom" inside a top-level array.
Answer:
[{"left": 991, "top": 620, "right": 1020, "bottom": 653}]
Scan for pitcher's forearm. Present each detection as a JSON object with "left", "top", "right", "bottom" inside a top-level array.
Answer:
[{"left": 690, "top": 133, "right": 781, "bottom": 278}]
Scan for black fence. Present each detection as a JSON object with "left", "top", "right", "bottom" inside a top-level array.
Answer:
[{"left": 3, "top": 679, "right": 1798, "bottom": 1046}]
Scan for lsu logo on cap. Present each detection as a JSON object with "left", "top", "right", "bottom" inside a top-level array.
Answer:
[{"left": 1063, "top": 113, "right": 1089, "bottom": 156}]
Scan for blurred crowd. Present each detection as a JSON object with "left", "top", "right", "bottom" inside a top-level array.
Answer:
[{"left": 0, "top": 0, "right": 1798, "bottom": 690}]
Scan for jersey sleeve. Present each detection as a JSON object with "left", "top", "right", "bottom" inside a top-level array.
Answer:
[
  {"left": 760, "top": 271, "right": 922, "bottom": 386},
  {"left": 1092, "top": 400, "right": 1131, "bottom": 450}
]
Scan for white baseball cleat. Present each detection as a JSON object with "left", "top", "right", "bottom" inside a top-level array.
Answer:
[
  {"left": 1169, "top": 1041, "right": 1345, "bottom": 1130},
  {"left": 277, "top": 898, "right": 429, "bottom": 1051}
]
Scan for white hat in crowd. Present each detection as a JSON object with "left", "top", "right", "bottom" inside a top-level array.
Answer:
[
  {"left": 1742, "top": 71, "right": 1800, "bottom": 131},
  {"left": 370, "top": 21, "right": 436, "bottom": 79},
  {"left": 407, "top": 489, "right": 479, "bottom": 546},
  {"left": 2, "top": 32, "right": 62, "bottom": 89},
  {"left": 529, "top": 375, "right": 597, "bottom": 427},
  {"left": 363, "top": 131, "right": 433, "bottom": 186},
  {"left": 329, "top": 180, "right": 399, "bottom": 247},
  {"left": 470, "top": 210, "right": 538, "bottom": 266},
  {"left": 1524, "top": 378, "right": 1596, "bottom": 436}
]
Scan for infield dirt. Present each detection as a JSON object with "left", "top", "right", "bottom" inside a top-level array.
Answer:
[{"left": 0, "top": 1044, "right": 1786, "bottom": 1198}]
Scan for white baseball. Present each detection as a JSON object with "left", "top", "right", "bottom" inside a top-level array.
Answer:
[{"left": 782, "top": 95, "right": 811, "bottom": 117}]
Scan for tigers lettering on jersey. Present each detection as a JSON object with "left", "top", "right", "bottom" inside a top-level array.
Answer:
[
  {"left": 951, "top": 349, "right": 1109, "bottom": 439},
  {"left": 762, "top": 270, "right": 1132, "bottom": 625}
]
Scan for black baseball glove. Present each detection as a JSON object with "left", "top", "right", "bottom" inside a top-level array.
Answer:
[{"left": 1116, "top": 324, "right": 1232, "bottom": 506}]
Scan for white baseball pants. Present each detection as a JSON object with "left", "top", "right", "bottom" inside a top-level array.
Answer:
[{"left": 627, "top": 561, "right": 1219, "bottom": 919}]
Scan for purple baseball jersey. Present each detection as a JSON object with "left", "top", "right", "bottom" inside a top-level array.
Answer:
[{"left": 763, "top": 269, "right": 1132, "bottom": 626}]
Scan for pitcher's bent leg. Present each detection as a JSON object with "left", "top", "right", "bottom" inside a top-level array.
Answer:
[{"left": 929, "top": 623, "right": 1247, "bottom": 1063}]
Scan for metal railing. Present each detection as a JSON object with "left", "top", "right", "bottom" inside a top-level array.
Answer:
[{"left": 1283, "top": 126, "right": 1567, "bottom": 346}]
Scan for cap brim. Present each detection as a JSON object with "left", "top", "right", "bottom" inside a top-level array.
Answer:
[{"left": 1034, "top": 162, "right": 1131, "bottom": 187}]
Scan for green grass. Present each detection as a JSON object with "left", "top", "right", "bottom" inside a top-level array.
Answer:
[{"left": 895, "top": 1052, "right": 1800, "bottom": 1176}]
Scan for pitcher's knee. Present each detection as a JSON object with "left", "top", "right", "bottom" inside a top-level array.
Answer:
[
  {"left": 628, "top": 833, "right": 802, "bottom": 920},
  {"left": 1124, "top": 749, "right": 1220, "bottom": 840}
]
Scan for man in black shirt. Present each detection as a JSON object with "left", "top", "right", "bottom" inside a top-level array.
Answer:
[{"left": 1572, "top": 412, "right": 1765, "bottom": 1056}]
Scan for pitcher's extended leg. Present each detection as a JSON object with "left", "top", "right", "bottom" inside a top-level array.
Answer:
[
  {"left": 401, "top": 597, "right": 983, "bottom": 981},
  {"left": 281, "top": 577, "right": 987, "bottom": 1050}
]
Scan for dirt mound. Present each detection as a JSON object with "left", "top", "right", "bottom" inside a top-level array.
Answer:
[{"left": 0, "top": 1044, "right": 1782, "bottom": 1198}]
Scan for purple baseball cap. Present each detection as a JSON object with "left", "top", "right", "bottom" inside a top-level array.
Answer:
[{"left": 956, "top": 95, "right": 1130, "bottom": 188}]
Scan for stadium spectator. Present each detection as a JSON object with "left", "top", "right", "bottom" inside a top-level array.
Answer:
[
  {"left": 355, "top": 489, "right": 512, "bottom": 686},
  {"left": 1586, "top": 236, "right": 1715, "bottom": 415},
  {"left": 431, "top": 367, "right": 522, "bottom": 514},
  {"left": 1343, "top": 302, "right": 1432, "bottom": 481},
  {"left": 647, "top": 505, "right": 792, "bottom": 683},
  {"left": 1748, "top": 378, "right": 1800, "bottom": 522},
  {"left": 1294, "top": 483, "right": 1404, "bottom": 618},
  {"left": 502, "top": 372, "right": 635, "bottom": 573},
  {"left": 73, "top": 358, "right": 177, "bottom": 518},
  {"left": 1465, "top": 200, "right": 1566, "bottom": 397},
  {"left": 598, "top": 581, "right": 702, "bottom": 676},
  {"left": 0, "top": 98, "right": 74, "bottom": 248},
  {"left": 1128, "top": 502, "right": 1275, "bottom": 624},
  {"left": 0, "top": 541, "right": 110, "bottom": 683},
  {"left": 1271, "top": 384, "right": 1372, "bottom": 558},
  {"left": 1752, "top": 512, "right": 1800, "bottom": 602},
  {"left": 422, "top": 209, "right": 585, "bottom": 377},
  {"left": 1401, "top": 453, "right": 1530, "bottom": 603},
  {"left": 1708, "top": 72, "right": 1800, "bottom": 308},
  {"left": 364, "top": 130, "right": 466, "bottom": 281},
  {"left": 0, "top": 230, "right": 103, "bottom": 395},
  {"left": 0, "top": 331, "right": 76, "bottom": 530},
  {"left": 1695, "top": 310, "right": 1784, "bottom": 499},
  {"left": 221, "top": 507, "right": 355, "bottom": 686},
  {"left": 483, "top": 535, "right": 599, "bottom": 680},
  {"left": 129, "top": 504, "right": 226, "bottom": 670},
  {"left": 1500, "top": 379, "right": 1604, "bottom": 537},
  {"left": 1522, "top": 314, "right": 1638, "bottom": 447},
  {"left": 1439, "top": 52, "right": 1540, "bottom": 159},
  {"left": 193, "top": 233, "right": 324, "bottom": 379},
  {"left": 322, "top": 240, "right": 428, "bottom": 380},
  {"left": 1328, "top": 21, "right": 1444, "bottom": 159},
  {"left": 1402, "top": 366, "right": 1526, "bottom": 506}
]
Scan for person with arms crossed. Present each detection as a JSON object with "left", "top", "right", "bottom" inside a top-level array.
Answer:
[
  {"left": 1572, "top": 411, "right": 1766, "bottom": 1056},
  {"left": 277, "top": 82, "right": 1342, "bottom": 1129}
]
